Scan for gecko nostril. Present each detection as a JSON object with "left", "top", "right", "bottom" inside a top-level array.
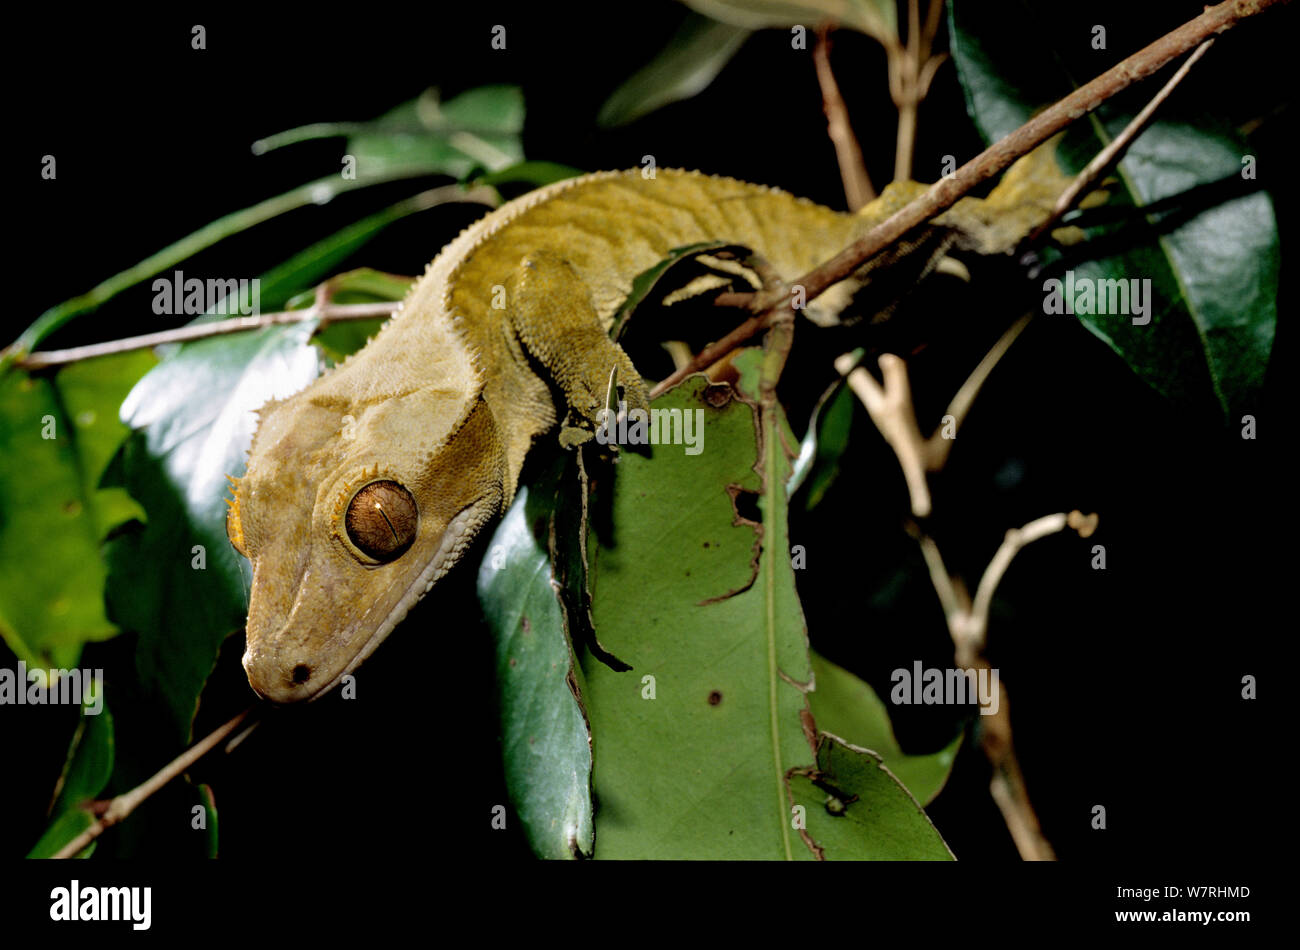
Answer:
[{"left": 291, "top": 664, "right": 312, "bottom": 685}]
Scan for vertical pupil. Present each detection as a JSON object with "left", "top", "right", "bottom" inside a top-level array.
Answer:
[{"left": 345, "top": 481, "right": 416, "bottom": 560}]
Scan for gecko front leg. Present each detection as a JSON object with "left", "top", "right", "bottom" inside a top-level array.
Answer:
[{"left": 508, "top": 250, "right": 651, "bottom": 448}]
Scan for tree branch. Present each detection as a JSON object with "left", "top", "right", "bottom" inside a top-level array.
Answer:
[
  {"left": 52, "top": 707, "right": 255, "bottom": 859},
  {"left": 691, "top": 0, "right": 1279, "bottom": 387},
  {"left": 746, "top": 0, "right": 1281, "bottom": 316}
]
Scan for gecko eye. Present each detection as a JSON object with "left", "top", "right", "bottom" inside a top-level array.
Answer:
[{"left": 344, "top": 480, "right": 418, "bottom": 562}]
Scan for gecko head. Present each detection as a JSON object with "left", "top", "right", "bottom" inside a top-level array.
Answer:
[{"left": 228, "top": 386, "right": 507, "bottom": 703}]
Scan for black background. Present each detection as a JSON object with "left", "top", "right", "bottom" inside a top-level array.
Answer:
[{"left": 4, "top": 0, "right": 1290, "bottom": 932}]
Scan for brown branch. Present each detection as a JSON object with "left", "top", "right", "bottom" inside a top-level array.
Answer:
[
  {"left": 649, "top": 307, "right": 774, "bottom": 400},
  {"left": 1025, "top": 38, "right": 1217, "bottom": 246},
  {"left": 984, "top": 680, "right": 1057, "bottom": 861},
  {"left": 745, "top": 0, "right": 1281, "bottom": 318},
  {"left": 814, "top": 25, "right": 875, "bottom": 208},
  {"left": 52, "top": 706, "right": 255, "bottom": 859},
  {"left": 650, "top": 256, "right": 791, "bottom": 399},
  {"left": 693, "top": 0, "right": 1277, "bottom": 387}
]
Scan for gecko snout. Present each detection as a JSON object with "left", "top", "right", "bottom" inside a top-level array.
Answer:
[{"left": 242, "top": 646, "right": 324, "bottom": 703}]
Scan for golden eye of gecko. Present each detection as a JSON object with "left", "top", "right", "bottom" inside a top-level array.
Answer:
[{"left": 345, "top": 480, "right": 417, "bottom": 561}]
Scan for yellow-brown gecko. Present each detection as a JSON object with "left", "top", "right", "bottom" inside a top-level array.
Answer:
[{"left": 226, "top": 162, "right": 1067, "bottom": 703}]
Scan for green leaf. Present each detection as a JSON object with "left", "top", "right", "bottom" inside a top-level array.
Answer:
[
  {"left": 104, "top": 321, "right": 322, "bottom": 740},
  {"left": 347, "top": 86, "right": 524, "bottom": 180},
  {"left": 28, "top": 684, "right": 114, "bottom": 859},
  {"left": 788, "top": 733, "right": 953, "bottom": 859},
  {"left": 579, "top": 351, "right": 949, "bottom": 858},
  {"left": 0, "top": 350, "right": 155, "bottom": 668},
  {"left": 599, "top": 13, "right": 750, "bottom": 127},
  {"left": 807, "top": 651, "right": 961, "bottom": 805},
  {"left": 949, "top": 0, "right": 1278, "bottom": 420},
  {"left": 320, "top": 268, "right": 416, "bottom": 305},
  {"left": 478, "top": 453, "right": 595, "bottom": 860},
  {"left": 682, "top": 0, "right": 898, "bottom": 45}
]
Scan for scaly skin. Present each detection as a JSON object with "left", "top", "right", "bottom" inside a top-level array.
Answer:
[{"left": 226, "top": 163, "right": 1068, "bottom": 702}]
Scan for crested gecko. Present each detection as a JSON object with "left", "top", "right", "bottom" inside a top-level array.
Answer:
[{"left": 226, "top": 163, "right": 1066, "bottom": 702}]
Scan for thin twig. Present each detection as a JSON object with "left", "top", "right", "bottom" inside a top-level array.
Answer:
[
  {"left": 914, "top": 529, "right": 966, "bottom": 622},
  {"left": 839, "top": 353, "right": 934, "bottom": 516},
  {"left": 893, "top": 0, "right": 923, "bottom": 182},
  {"left": 833, "top": 315, "right": 1032, "bottom": 517},
  {"left": 926, "top": 313, "right": 1034, "bottom": 470},
  {"left": 814, "top": 25, "right": 875, "bottom": 208},
  {"left": 52, "top": 707, "right": 255, "bottom": 859},
  {"left": 958, "top": 513, "right": 1072, "bottom": 664},
  {"left": 916, "top": 512, "right": 1096, "bottom": 862},
  {"left": 3, "top": 182, "right": 497, "bottom": 372},
  {"left": 1025, "top": 38, "right": 1217, "bottom": 247},
  {"left": 17, "top": 303, "right": 401, "bottom": 370}
]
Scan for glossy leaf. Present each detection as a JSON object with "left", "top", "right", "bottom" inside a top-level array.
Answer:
[
  {"left": 949, "top": 0, "right": 1278, "bottom": 419},
  {"left": 478, "top": 455, "right": 595, "bottom": 860}
]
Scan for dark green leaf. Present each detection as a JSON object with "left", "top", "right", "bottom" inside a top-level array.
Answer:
[
  {"left": 949, "top": 0, "right": 1278, "bottom": 420},
  {"left": 477, "top": 454, "right": 595, "bottom": 860},
  {"left": 609, "top": 241, "right": 731, "bottom": 340}
]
